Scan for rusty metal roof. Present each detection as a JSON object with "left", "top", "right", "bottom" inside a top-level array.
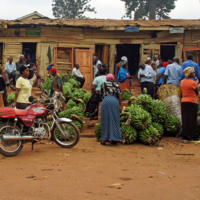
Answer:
[{"left": 0, "top": 18, "right": 200, "bottom": 28}]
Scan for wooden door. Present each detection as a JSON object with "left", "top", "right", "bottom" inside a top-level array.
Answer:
[
  {"left": 3, "top": 43, "right": 22, "bottom": 66},
  {"left": 75, "top": 49, "right": 93, "bottom": 89}
]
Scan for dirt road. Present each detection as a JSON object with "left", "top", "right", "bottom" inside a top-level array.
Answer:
[{"left": 1, "top": 137, "right": 200, "bottom": 200}]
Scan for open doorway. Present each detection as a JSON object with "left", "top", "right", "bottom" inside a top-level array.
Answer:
[
  {"left": 116, "top": 44, "right": 140, "bottom": 76},
  {"left": 161, "top": 44, "right": 176, "bottom": 62},
  {"left": 22, "top": 43, "right": 37, "bottom": 63},
  {"left": 0, "top": 43, "right": 3, "bottom": 65},
  {"left": 95, "top": 45, "right": 110, "bottom": 66}
]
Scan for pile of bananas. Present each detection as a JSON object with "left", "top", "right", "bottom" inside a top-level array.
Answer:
[
  {"left": 134, "top": 94, "right": 153, "bottom": 112},
  {"left": 152, "top": 122, "right": 164, "bottom": 136},
  {"left": 95, "top": 123, "right": 102, "bottom": 142},
  {"left": 122, "top": 89, "right": 132, "bottom": 100},
  {"left": 151, "top": 100, "right": 167, "bottom": 124},
  {"left": 121, "top": 125, "right": 137, "bottom": 144},
  {"left": 139, "top": 125, "right": 161, "bottom": 146},
  {"left": 164, "top": 114, "right": 181, "bottom": 134},
  {"left": 125, "top": 104, "right": 152, "bottom": 130}
]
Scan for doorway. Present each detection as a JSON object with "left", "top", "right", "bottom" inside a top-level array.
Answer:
[
  {"left": 22, "top": 43, "right": 37, "bottom": 63},
  {"left": 0, "top": 43, "right": 3, "bottom": 65},
  {"left": 161, "top": 45, "right": 175, "bottom": 62},
  {"left": 116, "top": 44, "right": 140, "bottom": 76}
]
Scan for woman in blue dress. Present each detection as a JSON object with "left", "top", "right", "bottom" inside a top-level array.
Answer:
[{"left": 100, "top": 74, "right": 123, "bottom": 145}]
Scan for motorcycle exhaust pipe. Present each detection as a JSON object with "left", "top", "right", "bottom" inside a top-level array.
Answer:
[{"left": 2, "top": 135, "right": 36, "bottom": 141}]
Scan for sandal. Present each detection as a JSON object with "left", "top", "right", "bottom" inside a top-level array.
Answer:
[
  {"left": 100, "top": 141, "right": 106, "bottom": 145},
  {"left": 110, "top": 141, "right": 117, "bottom": 145}
]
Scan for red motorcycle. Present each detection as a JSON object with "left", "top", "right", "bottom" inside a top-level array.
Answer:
[{"left": 0, "top": 90, "right": 80, "bottom": 157}]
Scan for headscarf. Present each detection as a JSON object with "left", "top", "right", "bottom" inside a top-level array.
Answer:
[
  {"left": 163, "top": 62, "right": 168, "bottom": 68},
  {"left": 106, "top": 74, "right": 114, "bottom": 81},
  {"left": 50, "top": 68, "right": 57, "bottom": 74},
  {"left": 121, "top": 60, "right": 128, "bottom": 68},
  {"left": 20, "top": 65, "right": 27, "bottom": 74},
  {"left": 183, "top": 67, "right": 195, "bottom": 77}
]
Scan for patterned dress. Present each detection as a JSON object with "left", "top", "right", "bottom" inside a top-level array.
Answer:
[{"left": 100, "top": 81, "right": 123, "bottom": 142}]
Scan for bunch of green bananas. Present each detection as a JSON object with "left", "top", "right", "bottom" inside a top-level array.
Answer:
[
  {"left": 95, "top": 123, "right": 102, "bottom": 142},
  {"left": 139, "top": 125, "right": 161, "bottom": 146},
  {"left": 42, "top": 76, "right": 53, "bottom": 91},
  {"left": 8, "top": 92, "right": 15, "bottom": 105},
  {"left": 135, "top": 94, "right": 153, "bottom": 112},
  {"left": 152, "top": 122, "right": 164, "bottom": 136},
  {"left": 125, "top": 105, "right": 151, "bottom": 130},
  {"left": 63, "top": 85, "right": 71, "bottom": 98},
  {"left": 72, "top": 120, "right": 83, "bottom": 131},
  {"left": 164, "top": 114, "right": 181, "bottom": 134},
  {"left": 120, "top": 115, "right": 128, "bottom": 127},
  {"left": 59, "top": 107, "right": 84, "bottom": 119},
  {"left": 66, "top": 99, "right": 77, "bottom": 109},
  {"left": 64, "top": 82, "right": 73, "bottom": 90},
  {"left": 68, "top": 78, "right": 79, "bottom": 87},
  {"left": 121, "top": 125, "right": 137, "bottom": 144},
  {"left": 122, "top": 89, "right": 132, "bottom": 100},
  {"left": 151, "top": 100, "right": 167, "bottom": 124},
  {"left": 83, "top": 93, "right": 92, "bottom": 103}
]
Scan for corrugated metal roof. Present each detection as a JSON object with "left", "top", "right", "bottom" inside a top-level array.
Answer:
[{"left": 0, "top": 18, "right": 200, "bottom": 28}]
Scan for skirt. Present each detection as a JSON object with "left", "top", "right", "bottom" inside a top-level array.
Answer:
[
  {"left": 101, "top": 95, "right": 122, "bottom": 142},
  {"left": 118, "top": 79, "right": 131, "bottom": 93},
  {"left": 181, "top": 102, "right": 198, "bottom": 138}
]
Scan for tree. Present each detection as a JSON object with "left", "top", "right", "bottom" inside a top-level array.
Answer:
[
  {"left": 121, "top": 0, "right": 177, "bottom": 20},
  {"left": 52, "top": 0, "right": 96, "bottom": 19}
]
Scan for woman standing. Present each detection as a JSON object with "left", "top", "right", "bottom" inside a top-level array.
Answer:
[
  {"left": 13, "top": 66, "right": 32, "bottom": 109},
  {"left": 180, "top": 67, "right": 198, "bottom": 141},
  {"left": 117, "top": 61, "right": 132, "bottom": 92},
  {"left": 100, "top": 74, "right": 123, "bottom": 145}
]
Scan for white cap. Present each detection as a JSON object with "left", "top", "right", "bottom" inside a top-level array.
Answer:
[
  {"left": 121, "top": 56, "right": 128, "bottom": 61},
  {"left": 147, "top": 57, "right": 151, "bottom": 60}
]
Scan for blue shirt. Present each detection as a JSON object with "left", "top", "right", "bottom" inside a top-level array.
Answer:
[
  {"left": 5, "top": 62, "right": 16, "bottom": 73},
  {"left": 157, "top": 67, "right": 165, "bottom": 85},
  {"left": 164, "top": 62, "right": 182, "bottom": 87},
  {"left": 93, "top": 75, "right": 106, "bottom": 91},
  {"left": 138, "top": 64, "right": 154, "bottom": 83},
  {"left": 180, "top": 60, "right": 200, "bottom": 81}
]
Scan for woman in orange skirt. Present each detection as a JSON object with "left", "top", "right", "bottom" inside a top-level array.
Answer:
[{"left": 117, "top": 61, "right": 132, "bottom": 92}]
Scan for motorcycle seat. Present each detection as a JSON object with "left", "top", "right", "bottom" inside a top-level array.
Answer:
[{"left": 14, "top": 109, "right": 28, "bottom": 116}]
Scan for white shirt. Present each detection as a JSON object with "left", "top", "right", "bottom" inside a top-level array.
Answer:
[
  {"left": 5, "top": 62, "right": 16, "bottom": 73},
  {"left": 72, "top": 68, "right": 83, "bottom": 78},
  {"left": 138, "top": 64, "right": 154, "bottom": 83},
  {"left": 96, "top": 60, "right": 102, "bottom": 73}
]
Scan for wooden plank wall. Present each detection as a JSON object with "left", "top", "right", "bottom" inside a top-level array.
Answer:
[{"left": 0, "top": 26, "right": 200, "bottom": 76}]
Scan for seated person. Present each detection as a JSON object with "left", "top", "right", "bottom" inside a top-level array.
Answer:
[
  {"left": 72, "top": 64, "right": 85, "bottom": 88},
  {"left": 5, "top": 56, "right": 16, "bottom": 86}
]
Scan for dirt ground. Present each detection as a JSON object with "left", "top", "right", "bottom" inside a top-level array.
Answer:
[
  {"left": 3, "top": 81, "right": 200, "bottom": 199},
  {"left": 0, "top": 136, "right": 200, "bottom": 200}
]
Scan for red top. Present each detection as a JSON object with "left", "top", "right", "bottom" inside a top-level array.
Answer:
[{"left": 180, "top": 79, "right": 198, "bottom": 104}]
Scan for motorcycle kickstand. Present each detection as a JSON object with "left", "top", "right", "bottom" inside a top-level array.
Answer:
[{"left": 31, "top": 139, "right": 39, "bottom": 150}]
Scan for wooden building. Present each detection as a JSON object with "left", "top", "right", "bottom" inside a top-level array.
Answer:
[{"left": 0, "top": 18, "right": 200, "bottom": 87}]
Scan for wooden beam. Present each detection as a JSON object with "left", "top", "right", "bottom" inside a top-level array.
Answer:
[{"left": 109, "top": 44, "right": 116, "bottom": 74}]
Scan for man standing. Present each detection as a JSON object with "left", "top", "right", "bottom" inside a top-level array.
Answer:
[
  {"left": 115, "top": 56, "right": 128, "bottom": 81},
  {"left": 0, "top": 65, "right": 8, "bottom": 106},
  {"left": 138, "top": 62, "right": 154, "bottom": 98},
  {"left": 5, "top": 57, "right": 16, "bottom": 86},
  {"left": 95, "top": 57, "right": 102, "bottom": 77},
  {"left": 72, "top": 64, "right": 85, "bottom": 88},
  {"left": 16, "top": 55, "right": 26, "bottom": 80},
  {"left": 180, "top": 53, "right": 200, "bottom": 82},
  {"left": 153, "top": 56, "right": 159, "bottom": 67},
  {"left": 0, "top": 65, "right": 7, "bottom": 107},
  {"left": 163, "top": 57, "right": 182, "bottom": 87}
]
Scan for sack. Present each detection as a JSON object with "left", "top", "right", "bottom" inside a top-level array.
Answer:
[{"left": 162, "top": 95, "right": 182, "bottom": 123}]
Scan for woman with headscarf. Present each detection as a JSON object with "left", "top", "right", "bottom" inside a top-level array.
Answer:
[
  {"left": 163, "top": 61, "right": 168, "bottom": 69},
  {"left": 100, "top": 74, "right": 123, "bottom": 145},
  {"left": 117, "top": 61, "right": 132, "bottom": 92},
  {"left": 13, "top": 65, "right": 32, "bottom": 109},
  {"left": 180, "top": 67, "right": 198, "bottom": 141}
]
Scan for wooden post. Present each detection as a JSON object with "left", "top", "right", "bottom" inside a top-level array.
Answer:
[{"left": 109, "top": 44, "right": 116, "bottom": 74}]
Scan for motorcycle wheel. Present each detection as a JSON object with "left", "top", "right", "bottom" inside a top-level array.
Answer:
[
  {"left": 51, "top": 122, "right": 80, "bottom": 148},
  {"left": 0, "top": 124, "right": 23, "bottom": 157}
]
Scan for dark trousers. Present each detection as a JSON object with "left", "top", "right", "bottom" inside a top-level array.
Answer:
[
  {"left": 6, "top": 72, "right": 16, "bottom": 86},
  {"left": 3, "top": 89, "right": 8, "bottom": 107},
  {"left": 141, "top": 82, "right": 154, "bottom": 98},
  {"left": 76, "top": 77, "right": 85, "bottom": 88}
]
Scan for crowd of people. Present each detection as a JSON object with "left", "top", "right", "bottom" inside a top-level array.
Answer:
[{"left": 0, "top": 52, "right": 199, "bottom": 143}]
